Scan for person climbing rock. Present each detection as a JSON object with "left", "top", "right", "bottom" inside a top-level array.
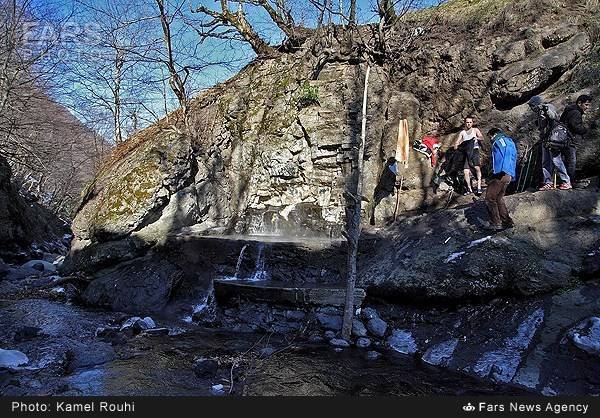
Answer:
[
  {"left": 484, "top": 128, "right": 517, "bottom": 231},
  {"left": 453, "top": 116, "right": 484, "bottom": 196},
  {"left": 528, "top": 95, "right": 570, "bottom": 190},
  {"left": 560, "top": 94, "right": 593, "bottom": 188},
  {"left": 369, "top": 156, "right": 398, "bottom": 225}
]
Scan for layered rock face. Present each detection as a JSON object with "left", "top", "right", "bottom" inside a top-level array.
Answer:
[
  {"left": 66, "top": 2, "right": 599, "bottom": 273},
  {"left": 0, "top": 155, "right": 69, "bottom": 260}
]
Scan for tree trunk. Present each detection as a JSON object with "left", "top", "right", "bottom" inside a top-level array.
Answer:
[
  {"left": 113, "top": 48, "right": 124, "bottom": 145},
  {"left": 231, "top": 9, "right": 276, "bottom": 56},
  {"left": 156, "top": 0, "right": 189, "bottom": 130},
  {"left": 341, "top": 64, "right": 370, "bottom": 340},
  {"left": 349, "top": 0, "right": 356, "bottom": 25}
]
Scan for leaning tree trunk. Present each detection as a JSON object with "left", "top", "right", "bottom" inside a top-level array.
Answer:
[{"left": 341, "top": 64, "right": 371, "bottom": 340}]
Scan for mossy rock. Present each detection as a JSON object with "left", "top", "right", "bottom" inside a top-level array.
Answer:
[{"left": 81, "top": 131, "right": 192, "bottom": 241}]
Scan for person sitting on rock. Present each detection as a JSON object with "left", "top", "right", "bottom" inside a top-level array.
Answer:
[
  {"left": 527, "top": 95, "right": 571, "bottom": 190},
  {"left": 453, "top": 116, "right": 484, "bottom": 196},
  {"left": 369, "top": 156, "right": 398, "bottom": 226},
  {"left": 484, "top": 128, "right": 517, "bottom": 231}
]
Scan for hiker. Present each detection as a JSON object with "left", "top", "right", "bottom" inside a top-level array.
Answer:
[
  {"left": 453, "top": 116, "right": 484, "bottom": 196},
  {"left": 484, "top": 128, "right": 517, "bottom": 231},
  {"left": 413, "top": 133, "right": 441, "bottom": 167},
  {"left": 560, "top": 94, "right": 593, "bottom": 187},
  {"left": 434, "top": 146, "right": 468, "bottom": 193},
  {"left": 369, "top": 156, "right": 398, "bottom": 225},
  {"left": 527, "top": 95, "right": 571, "bottom": 190}
]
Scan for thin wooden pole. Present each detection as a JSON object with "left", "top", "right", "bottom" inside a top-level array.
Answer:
[{"left": 341, "top": 64, "right": 371, "bottom": 340}]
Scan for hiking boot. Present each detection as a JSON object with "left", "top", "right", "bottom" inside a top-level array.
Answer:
[
  {"left": 475, "top": 188, "right": 483, "bottom": 196},
  {"left": 483, "top": 224, "right": 504, "bottom": 232},
  {"left": 538, "top": 183, "right": 553, "bottom": 191},
  {"left": 463, "top": 190, "right": 473, "bottom": 196},
  {"left": 558, "top": 182, "right": 572, "bottom": 190},
  {"left": 502, "top": 219, "right": 515, "bottom": 229}
]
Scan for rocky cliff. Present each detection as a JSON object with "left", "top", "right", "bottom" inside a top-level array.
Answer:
[
  {"left": 65, "top": 0, "right": 600, "bottom": 274},
  {"left": 0, "top": 155, "right": 69, "bottom": 261}
]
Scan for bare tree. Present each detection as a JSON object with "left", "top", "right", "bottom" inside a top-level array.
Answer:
[
  {"left": 155, "top": 0, "right": 190, "bottom": 130},
  {"left": 192, "top": 1, "right": 317, "bottom": 56},
  {"left": 349, "top": 0, "right": 357, "bottom": 25},
  {"left": 61, "top": 0, "right": 161, "bottom": 145}
]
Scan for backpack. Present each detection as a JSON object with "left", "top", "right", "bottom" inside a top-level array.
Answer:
[
  {"left": 537, "top": 103, "right": 560, "bottom": 140},
  {"left": 544, "top": 120, "right": 571, "bottom": 150}
]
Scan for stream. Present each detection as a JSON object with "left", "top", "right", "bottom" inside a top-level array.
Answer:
[{"left": 0, "top": 296, "right": 528, "bottom": 396}]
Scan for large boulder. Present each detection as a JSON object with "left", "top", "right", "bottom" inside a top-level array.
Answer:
[
  {"left": 491, "top": 29, "right": 590, "bottom": 107},
  {"left": 64, "top": 2, "right": 600, "bottom": 280},
  {"left": 82, "top": 256, "right": 185, "bottom": 314},
  {"left": 360, "top": 189, "right": 600, "bottom": 301}
]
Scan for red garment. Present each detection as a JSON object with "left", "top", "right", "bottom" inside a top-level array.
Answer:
[
  {"left": 422, "top": 136, "right": 439, "bottom": 150},
  {"left": 422, "top": 136, "right": 440, "bottom": 166}
]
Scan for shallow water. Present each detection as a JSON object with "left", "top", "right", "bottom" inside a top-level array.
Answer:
[{"left": 0, "top": 298, "right": 528, "bottom": 396}]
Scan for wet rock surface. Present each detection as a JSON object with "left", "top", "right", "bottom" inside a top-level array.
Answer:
[
  {"left": 3, "top": 248, "right": 600, "bottom": 396},
  {"left": 566, "top": 317, "right": 600, "bottom": 356}
]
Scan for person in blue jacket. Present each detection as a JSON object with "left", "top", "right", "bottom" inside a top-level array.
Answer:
[{"left": 485, "top": 128, "right": 517, "bottom": 231}]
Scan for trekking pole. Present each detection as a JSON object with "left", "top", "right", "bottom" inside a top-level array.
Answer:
[
  {"left": 520, "top": 146, "right": 532, "bottom": 192},
  {"left": 517, "top": 145, "right": 530, "bottom": 192},
  {"left": 445, "top": 188, "right": 454, "bottom": 209},
  {"left": 522, "top": 145, "right": 535, "bottom": 192},
  {"left": 393, "top": 175, "right": 404, "bottom": 221}
]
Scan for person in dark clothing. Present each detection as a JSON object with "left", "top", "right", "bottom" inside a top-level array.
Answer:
[
  {"left": 369, "top": 157, "right": 398, "bottom": 225},
  {"left": 447, "top": 142, "right": 471, "bottom": 192},
  {"left": 560, "top": 94, "right": 592, "bottom": 185},
  {"left": 528, "top": 95, "right": 570, "bottom": 190}
]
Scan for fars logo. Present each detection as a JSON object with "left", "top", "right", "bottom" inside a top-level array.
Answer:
[{"left": 463, "top": 403, "right": 476, "bottom": 412}]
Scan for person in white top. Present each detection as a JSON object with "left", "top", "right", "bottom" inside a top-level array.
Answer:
[{"left": 453, "top": 116, "right": 484, "bottom": 195}]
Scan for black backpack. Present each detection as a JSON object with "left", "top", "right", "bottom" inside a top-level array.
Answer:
[{"left": 544, "top": 120, "right": 571, "bottom": 150}]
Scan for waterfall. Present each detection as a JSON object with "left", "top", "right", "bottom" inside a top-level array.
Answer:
[
  {"left": 233, "top": 244, "right": 249, "bottom": 279},
  {"left": 182, "top": 284, "right": 215, "bottom": 323},
  {"left": 220, "top": 243, "right": 269, "bottom": 282},
  {"left": 249, "top": 242, "right": 269, "bottom": 281}
]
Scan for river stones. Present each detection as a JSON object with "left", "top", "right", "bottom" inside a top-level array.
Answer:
[
  {"left": 193, "top": 358, "right": 219, "bottom": 378},
  {"left": 366, "top": 317, "right": 388, "bottom": 338},
  {"left": 566, "top": 317, "right": 600, "bottom": 356},
  {"left": 0, "top": 349, "right": 29, "bottom": 369},
  {"left": 352, "top": 319, "right": 368, "bottom": 337},
  {"left": 387, "top": 330, "right": 418, "bottom": 355},
  {"left": 356, "top": 338, "right": 371, "bottom": 348},
  {"left": 330, "top": 338, "right": 350, "bottom": 348}
]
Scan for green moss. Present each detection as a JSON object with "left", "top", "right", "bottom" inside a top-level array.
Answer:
[
  {"left": 95, "top": 159, "right": 161, "bottom": 224},
  {"left": 296, "top": 80, "right": 319, "bottom": 107}
]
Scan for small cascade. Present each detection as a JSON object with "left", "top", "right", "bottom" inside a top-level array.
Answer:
[
  {"left": 233, "top": 244, "right": 249, "bottom": 279},
  {"left": 182, "top": 284, "right": 215, "bottom": 323},
  {"left": 249, "top": 242, "right": 269, "bottom": 281},
  {"left": 219, "top": 242, "right": 270, "bottom": 282}
]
